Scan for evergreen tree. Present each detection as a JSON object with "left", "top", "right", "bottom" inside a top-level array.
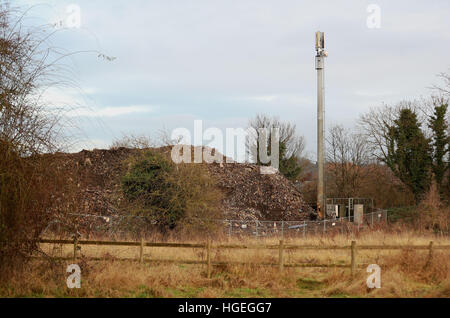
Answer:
[
  {"left": 255, "top": 131, "right": 303, "bottom": 181},
  {"left": 384, "top": 109, "right": 432, "bottom": 203},
  {"left": 428, "top": 103, "right": 449, "bottom": 195},
  {"left": 279, "top": 141, "right": 303, "bottom": 181}
]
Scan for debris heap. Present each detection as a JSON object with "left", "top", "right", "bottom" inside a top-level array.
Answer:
[
  {"left": 207, "top": 163, "right": 313, "bottom": 221},
  {"left": 45, "top": 147, "right": 313, "bottom": 222}
]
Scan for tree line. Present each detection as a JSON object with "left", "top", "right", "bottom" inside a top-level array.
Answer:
[{"left": 248, "top": 86, "right": 450, "bottom": 210}]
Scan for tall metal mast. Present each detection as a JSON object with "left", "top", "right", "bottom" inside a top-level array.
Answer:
[{"left": 315, "top": 31, "right": 327, "bottom": 219}]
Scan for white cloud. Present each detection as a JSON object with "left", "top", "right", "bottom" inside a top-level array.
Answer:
[
  {"left": 15, "top": 0, "right": 450, "bottom": 157},
  {"left": 66, "top": 105, "right": 156, "bottom": 118},
  {"left": 246, "top": 95, "right": 278, "bottom": 102},
  {"left": 234, "top": 94, "right": 313, "bottom": 104},
  {"left": 68, "top": 138, "right": 110, "bottom": 152},
  {"left": 354, "top": 90, "right": 394, "bottom": 98}
]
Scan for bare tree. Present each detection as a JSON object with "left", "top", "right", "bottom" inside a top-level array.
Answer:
[
  {"left": 246, "top": 114, "right": 306, "bottom": 180},
  {"left": 326, "top": 125, "right": 370, "bottom": 197},
  {"left": 247, "top": 114, "right": 305, "bottom": 162},
  {"left": 0, "top": 3, "right": 93, "bottom": 271},
  {"left": 157, "top": 127, "right": 185, "bottom": 147},
  {"left": 431, "top": 72, "right": 450, "bottom": 96},
  {"left": 429, "top": 71, "right": 450, "bottom": 140},
  {"left": 110, "top": 133, "right": 155, "bottom": 150},
  {"left": 1, "top": 3, "right": 115, "bottom": 155},
  {"left": 0, "top": 4, "right": 72, "bottom": 155},
  {"left": 358, "top": 100, "right": 427, "bottom": 162}
]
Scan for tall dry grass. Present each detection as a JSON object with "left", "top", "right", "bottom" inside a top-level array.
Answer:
[
  {"left": 1, "top": 230, "right": 449, "bottom": 298},
  {"left": 415, "top": 182, "right": 450, "bottom": 235}
]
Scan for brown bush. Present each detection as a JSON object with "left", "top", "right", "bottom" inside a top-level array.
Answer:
[
  {"left": 0, "top": 141, "right": 78, "bottom": 274},
  {"left": 1, "top": 2, "right": 82, "bottom": 275},
  {"left": 416, "top": 182, "right": 450, "bottom": 234}
]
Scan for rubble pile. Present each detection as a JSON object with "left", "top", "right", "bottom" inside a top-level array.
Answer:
[
  {"left": 46, "top": 147, "right": 313, "bottom": 222},
  {"left": 207, "top": 163, "right": 313, "bottom": 221},
  {"left": 44, "top": 147, "right": 140, "bottom": 217}
]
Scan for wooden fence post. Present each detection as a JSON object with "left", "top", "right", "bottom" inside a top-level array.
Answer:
[
  {"left": 207, "top": 240, "right": 212, "bottom": 279},
  {"left": 73, "top": 238, "right": 78, "bottom": 261},
  {"left": 429, "top": 241, "right": 434, "bottom": 259},
  {"left": 425, "top": 241, "right": 434, "bottom": 268},
  {"left": 351, "top": 241, "right": 356, "bottom": 277},
  {"left": 279, "top": 240, "right": 284, "bottom": 273},
  {"left": 140, "top": 237, "right": 144, "bottom": 264}
]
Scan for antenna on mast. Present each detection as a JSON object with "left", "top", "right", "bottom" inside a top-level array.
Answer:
[
  {"left": 315, "top": 31, "right": 324, "bottom": 51},
  {"left": 315, "top": 31, "right": 327, "bottom": 219}
]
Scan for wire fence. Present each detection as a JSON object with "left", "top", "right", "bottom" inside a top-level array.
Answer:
[
  {"left": 43, "top": 210, "right": 388, "bottom": 239},
  {"left": 219, "top": 210, "right": 388, "bottom": 238}
]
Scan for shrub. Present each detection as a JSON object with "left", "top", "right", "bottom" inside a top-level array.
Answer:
[
  {"left": 416, "top": 182, "right": 450, "bottom": 235},
  {"left": 0, "top": 141, "right": 35, "bottom": 267},
  {"left": 0, "top": 4, "right": 75, "bottom": 274},
  {"left": 0, "top": 141, "right": 76, "bottom": 273},
  {"left": 121, "top": 150, "right": 222, "bottom": 232}
]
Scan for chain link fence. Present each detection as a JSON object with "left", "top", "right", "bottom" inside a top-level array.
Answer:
[
  {"left": 220, "top": 210, "right": 388, "bottom": 238},
  {"left": 42, "top": 210, "right": 388, "bottom": 239}
]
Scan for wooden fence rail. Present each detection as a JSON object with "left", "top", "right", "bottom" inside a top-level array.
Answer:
[{"left": 38, "top": 239, "right": 450, "bottom": 279}]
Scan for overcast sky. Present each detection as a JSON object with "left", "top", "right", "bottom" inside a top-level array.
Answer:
[{"left": 15, "top": 0, "right": 450, "bottom": 159}]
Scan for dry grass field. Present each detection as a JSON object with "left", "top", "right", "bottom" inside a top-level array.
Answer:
[{"left": 1, "top": 230, "right": 450, "bottom": 298}]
